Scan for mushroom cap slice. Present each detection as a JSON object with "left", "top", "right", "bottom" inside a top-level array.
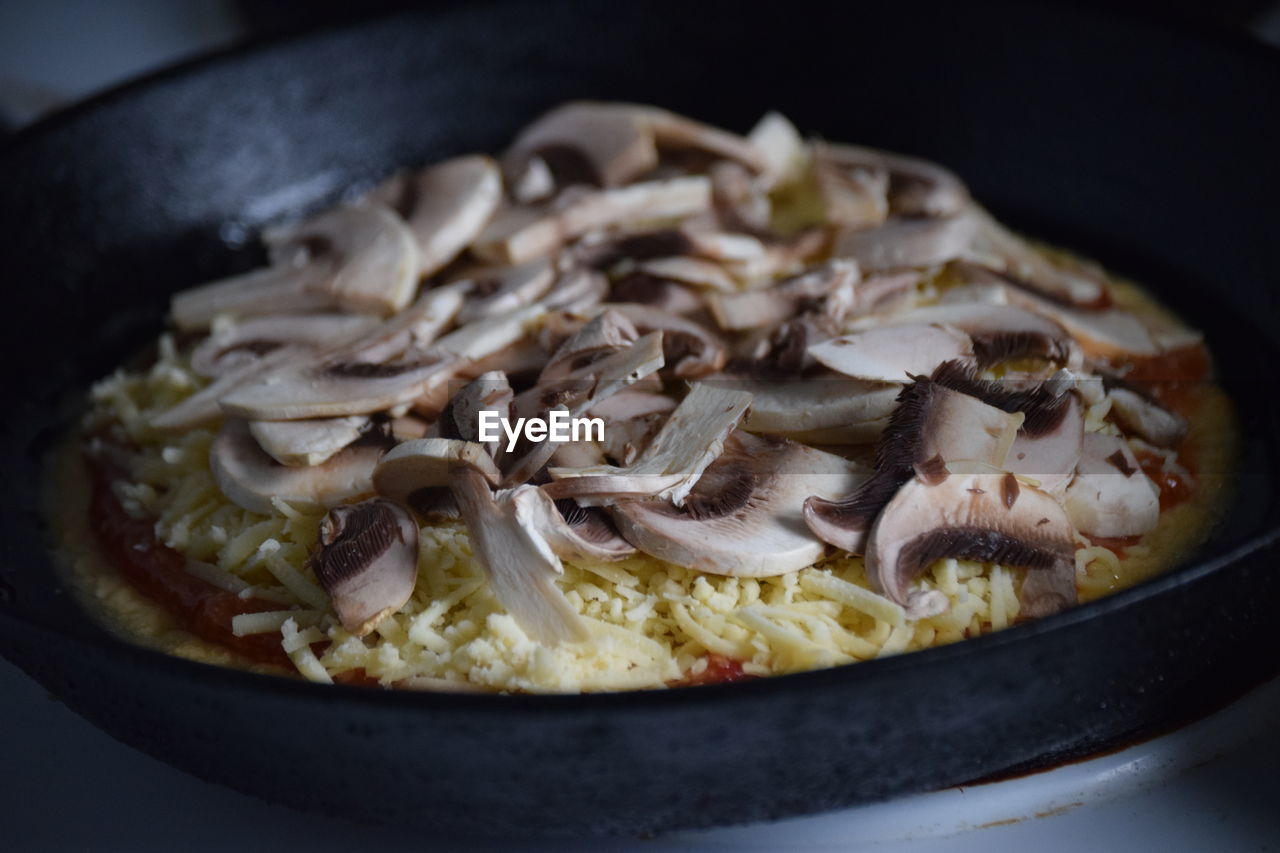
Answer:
[
  {"left": 850, "top": 302, "right": 1078, "bottom": 368},
  {"left": 454, "top": 258, "right": 555, "bottom": 325},
  {"left": 547, "top": 384, "right": 752, "bottom": 506},
  {"left": 189, "top": 314, "right": 380, "bottom": 379},
  {"left": 209, "top": 420, "right": 385, "bottom": 514},
  {"left": 506, "top": 101, "right": 659, "bottom": 188},
  {"left": 373, "top": 437, "right": 503, "bottom": 506},
  {"left": 967, "top": 212, "right": 1108, "bottom": 308},
  {"left": 249, "top": 415, "right": 369, "bottom": 467},
  {"left": 816, "top": 141, "right": 970, "bottom": 219},
  {"left": 1106, "top": 386, "right": 1187, "bottom": 448},
  {"left": 834, "top": 211, "right": 978, "bottom": 272},
  {"left": 730, "top": 376, "right": 901, "bottom": 437},
  {"left": 708, "top": 260, "right": 858, "bottom": 332},
  {"left": 173, "top": 204, "right": 419, "bottom": 331},
  {"left": 809, "top": 324, "right": 975, "bottom": 383},
  {"left": 149, "top": 346, "right": 302, "bottom": 431},
  {"left": 511, "top": 489, "right": 636, "bottom": 563},
  {"left": 312, "top": 498, "right": 419, "bottom": 637},
  {"left": 865, "top": 470, "right": 1077, "bottom": 619},
  {"left": 813, "top": 155, "right": 889, "bottom": 231},
  {"left": 804, "top": 375, "right": 1025, "bottom": 555},
  {"left": 450, "top": 468, "right": 589, "bottom": 644},
  {"left": 443, "top": 370, "right": 514, "bottom": 453},
  {"left": 1004, "top": 391, "right": 1084, "bottom": 495},
  {"left": 219, "top": 350, "right": 456, "bottom": 421},
  {"left": 597, "top": 303, "right": 727, "bottom": 378},
  {"left": 610, "top": 432, "right": 868, "bottom": 577},
  {"left": 381, "top": 154, "right": 502, "bottom": 277},
  {"left": 747, "top": 110, "right": 806, "bottom": 189},
  {"left": 1062, "top": 432, "right": 1160, "bottom": 539}
]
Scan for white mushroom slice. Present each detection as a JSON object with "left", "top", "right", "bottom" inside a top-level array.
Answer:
[
  {"left": 445, "top": 371, "right": 514, "bottom": 453},
  {"left": 865, "top": 470, "right": 1077, "bottom": 619},
  {"left": 450, "top": 468, "right": 588, "bottom": 644},
  {"left": 748, "top": 111, "right": 806, "bottom": 188},
  {"left": 384, "top": 154, "right": 502, "bottom": 277},
  {"left": 510, "top": 487, "right": 636, "bottom": 563},
  {"left": 1107, "top": 386, "right": 1187, "bottom": 448},
  {"left": 850, "top": 302, "right": 1078, "bottom": 368},
  {"left": 813, "top": 156, "right": 889, "bottom": 231},
  {"left": 804, "top": 375, "right": 1025, "bottom": 555},
  {"left": 609, "top": 432, "right": 868, "bottom": 577},
  {"left": 816, "top": 142, "right": 970, "bottom": 219},
  {"left": 588, "top": 390, "right": 677, "bottom": 465},
  {"left": 539, "top": 309, "right": 640, "bottom": 383},
  {"left": 340, "top": 280, "right": 471, "bottom": 364},
  {"left": 1003, "top": 287, "right": 1161, "bottom": 359},
  {"left": 709, "top": 160, "right": 771, "bottom": 231},
  {"left": 707, "top": 260, "right": 858, "bottom": 331},
  {"left": 474, "top": 177, "right": 712, "bottom": 265},
  {"left": 172, "top": 204, "right": 419, "bottom": 330},
  {"left": 506, "top": 101, "right": 659, "bottom": 188},
  {"left": 373, "top": 438, "right": 503, "bottom": 506},
  {"left": 219, "top": 350, "right": 456, "bottom": 421},
  {"left": 638, "top": 256, "right": 737, "bottom": 292},
  {"left": 508, "top": 155, "right": 555, "bottom": 204},
  {"left": 596, "top": 303, "right": 727, "bottom": 378},
  {"left": 496, "top": 332, "right": 667, "bottom": 485},
  {"left": 851, "top": 271, "right": 921, "bottom": 315},
  {"left": 810, "top": 324, "right": 974, "bottom": 382},
  {"left": 834, "top": 211, "right": 979, "bottom": 272},
  {"left": 249, "top": 416, "right": 368, "bottom": 467},
  {"left": 735, "top": 377, "right": 902, "bottom": 438},
  {"left": 540, "top": 267, "right": 610, "bottom": 314},
  {"left": 1005, "top": 391, "right": 1084, "bottom": 496},
  {"left": 454, "top": 259, "right": 555, "bottom": 325},
  {"left": 190, "top": 314, "right": 379, "bottom": 379},
  {"left": 149, "top": 346, "right": 301, "bottom": 431},
  {"left": 967, "top": 212, "right": 1108, "bottom": 307},
  {"left": 1062, "top": 432, "right": 1160, "bottom": 539},
  {"left": 312, "top": 499, "right": 419, "bottom": 637},
  {"left": 546, "top": 384, "right": 753, "bottom": 505},
  {"left": 433, "top": 302, "right": 548, "bottom": 362},
  {"left": 210, "top": 420, "right": 384, "bottom": 514}
]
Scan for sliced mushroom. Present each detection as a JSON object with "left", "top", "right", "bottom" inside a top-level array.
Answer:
[
  {"left": 546, "top": 384, "right": 753, "bottom": 505},
  {"left": 637, "top": 256, "right": 738, "bottom": 293},
  {"left": 966, "top": 211, "right": 1109, "bottom": 308},
  {"left": 172, "top": 204, "right": 419, "bottom": 330},
  {"left": 538, "top": 309, "right": 640, "bottom": 383},
  {"left": 312, "top": 498, "right": 419, "bottom": 637},
  {"left": 1106, "top": 385, "right": 1187, "bottom": 448},
  {"left": 833, "top": 211, "right": 979, "bottom": 272},
  {"left": 190, "top": 314, "right": 379, "bottom": 379},
  {"left": 732, "top": 376, "right": 902, "bottom": 443},
  {"left": 609, "top": 271, "right": 704, "bottom": 315},
  {"left": 442, "top": 370, "right": 514, "bottom": 454},
  {"left": 709, "top": 160, "right": 771, "bottom": 232},
  {"left": 707, "top": 260, "right": 858, "bottom": 331},
  {"left": 813, "top": 154, "right": 889, "bottom": 231},
  {"left": 249, "top": 415, "right": 369, "bottom": 467},
  {"left": 150, "top": 346, "right": 302, "bottom": 430},
  {"left": 209, "top": 419, "right": 386, "bottom": 514},
  {"left": 454, "top": 258, "right": 556, "bottom": 325},
  {"left": 1062, "top": 432, "right": 1160, "bottom": 539},
  {"left": 474, "top": 176, "right": 712, "bottom": 265},
  {"left": 850, "top": 302, "right": 1078, "bottom": 368},
  {"left": 930, "top": 359, "right": 1084, "bottom": 494},
  {"left": 816, "top": 142, "right": 969, "bottom": 219},
  {"left": 450, "top": 468, "right": 588, "bottom": 644},
  {"left": 372, "top": 437, "right": 504, "bottom": 506},
  {"left": 510, "top": 488, "right": 636, "bottom": 562},
  {"left": 809, "top": 324, "right": 974, "bottom": 382},
  {"left": 599, "top": 303, "right": 727, "bottom": 378},
  {"left": 589, "top": 390, "right": 677, "bottom": 465},
  {"left": 803, "top": 374, "right": 1024, "bottom": 555},
  {"left": 374, "top": 154, "right": 502, "bottom": 276},
  {"left": 609, "top": 431, "right": 868, "bottom": 576},
  {"left": 219, "top": 349, "right": 456, "bottom": 421},
  {"left": 865, "top": 470, "right": 1077, "bottom": 619},
  {"left": 747, "top": 110, "right": 806, "bottom": 189}
]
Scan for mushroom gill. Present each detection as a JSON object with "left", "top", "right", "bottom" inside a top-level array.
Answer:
[
  {"left": 865, "top": 470, "right": 1077, "bottom": 620},
  {"left": 312, "top": 498, "right": 419, "bottom": 637}
]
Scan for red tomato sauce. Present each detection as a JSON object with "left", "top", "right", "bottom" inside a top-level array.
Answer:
[
  {"left": 672, "top": 653, "right": 754, "bottom": 687},
  {"left": 86, "top": 454, "right": 294, "bottom": 668},
  {"left": 1134, "top": 450, "right": 1194, "bottom": 512}
]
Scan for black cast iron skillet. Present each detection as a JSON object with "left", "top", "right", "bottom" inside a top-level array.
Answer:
[{"left": 1, "top": 0, "right": 1279, "bottom": 837}]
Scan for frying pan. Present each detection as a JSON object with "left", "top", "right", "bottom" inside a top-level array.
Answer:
[{"left": 1, "top": 0, "right": 1279, "bottom": 837}]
